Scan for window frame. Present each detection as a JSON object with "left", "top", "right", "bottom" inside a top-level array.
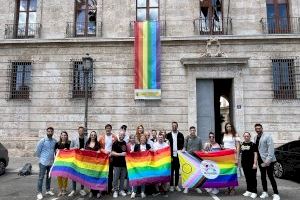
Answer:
[
  {"left": 272, "top": 58, "right": 297, "bottom": 100},
  {"left": 15, "top": 0, "right": 37, "bottom": 38},
  {"left": 199, "top": 0, "right": 224, "bottom": 34},
  {"left": 136, "top": 0, "right": 160, "bottom": 22},
  {"left": 74, "top": 0, "right": 97, "bottom": 37},
  {"left": 266, "top": 0, "right": 290, "bottom": 33},
  {"left": 71, "top": 60, "right": 94, "bottom": 99},
  {"left": 9, "top": 61, "right": 32, "bottom": 100}
]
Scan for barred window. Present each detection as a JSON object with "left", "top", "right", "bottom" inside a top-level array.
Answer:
[
  {"left": 72, "top": 61, "right": 93, "bottom": 98},
  {"left": 10, "top": 61, "right": 31, "bottom": 99},
  {"left": 272, "top": 59, "right": 296, "bottom": 99}
]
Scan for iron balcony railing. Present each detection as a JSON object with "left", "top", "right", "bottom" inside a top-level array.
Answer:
[
  {"left": 260, "top": 17, "right": 300, "bottom": 34},
  {"left": 66, "top": 22, "right": 102, "bottom": 38},
  {"left": 193, "top": 17, "right": 232, "bottom": 35},
  {"left": 129, "top": 20, "right": 166, "bottom": 37},
  {"left": 4, "top": 23, "right": 41, "bottom": 39}
]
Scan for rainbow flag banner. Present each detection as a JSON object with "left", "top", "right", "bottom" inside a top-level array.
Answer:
[
  {"left": 50, "top": 149, "right": 109, "bottom": 190},
  {"left": 126, "top": 146, "right": 171, "bottom": 186},
  {"left": 134, "top": 21, "right": 161, "bottom": 100},
  {"left": 179, "top": 149, "right": 238, "bottom": 188}
]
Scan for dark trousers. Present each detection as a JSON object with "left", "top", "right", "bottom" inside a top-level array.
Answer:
[
  {"left": 108, "top": 161, "right": 113, "bottom": 193},
  {"left": 258, "top": 161, "right": 279, "bottom": 194},
  {"left": 170, "top": 156, "right": 180, "bottom": 186},
  {"left": 242, "top": 163, "right": 257, "bottom": 193}
]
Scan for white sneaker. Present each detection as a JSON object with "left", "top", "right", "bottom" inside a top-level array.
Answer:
[
  {"left": 273, "top": 194, "right": 280, "bottom": 200},
  {"left": 141, "top": 192, "right": 146, "bottom": 198},
  {"left": 260, "top": 192, "right": 269, "bottom": 199},
  {"left": 211, "top": 188, "right": 219, "bottom": 195},
  {"left": 97, "top": 193, "right": 101, "bottom": 198},
  {"left": 183, "top": 188, "right": 188, "bottom": 194},
  {"left": 205, "top": 188, "right": 212, "bottom": 193},
  {"left": 45, "top": 190, "right": 55, "bottom": 196},
  {"left": 68, "top": 190, "right": 76, "bottom": 197},
  {"left": 195, "top": 188, "right": 202, "bottom": 194},
  {"left": 251, "top": 193, "right": 258, "bottom": 199},
  {"left": 113, "top": 191, "right": 118, "bottom": 198},
  {"left": 243, "top": 191, "right": 252, "bottom": 197},
  {"left": 80, "top": 189, "right": 87, "bottom": 196},
  {"left": 175, "top": 186, "right": 181, "bottom": 192},
  {"left": 119, "top": 190, "right": 127, "bottom": 197},
  {"left": 131, "top": 192, "right": 136, "bottom": 199},
  {"left": 37, "top": 193, "right": 43, "bottom": 200},
  {"left": 89, "top": 192, "right": 93, "bottom": 198},
  {"left": 169, "top": 186, "right": 174, "bottom": 192}
]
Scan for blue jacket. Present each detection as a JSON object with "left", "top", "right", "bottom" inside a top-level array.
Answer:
[{"left": 36, "top": 137, "right": 57, "bottom": 166}]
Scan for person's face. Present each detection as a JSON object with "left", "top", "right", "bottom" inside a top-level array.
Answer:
[
  {"left": 90, "top": 132, "right": 97, "bottom": 140},
  {"left": 145, "top": 132, "right": 150, "bottom": 139},
  {"left": 243, "top": 133, "right": 251, "bottom": 142},
  {"left": 129, "top": 136, "right": 135, "bottom": 144},
  {"left": 152, "top": 131, "right": 157, "bottom": 138},
  {"left": 209, "top": 134, "right": 215, "bottom": 142},
  {"left": 105, "top": 126, "right": 112, "bottom": 134},
  {"left": 172, "top": 123, "right": 178, "bottom": 132},
  {"left": 158, "top": 135, "right": 164, "bottom": 143},
  {"left": 78, "top": 128, "right": 84, "bottom": 137},
  {"left": 61, "top": 132, "right": 67, "bottom": 141},
  {"left": 119, "top": 131, "right": 125, "bottom": 141},
  {"left": 226, "top": 124, "right": 232, "bottom": 132},
  {"left": 255, "top": 126, "right": 263, "bottom": 134},
  {"left": 47, "top": 129, "right": 54, "bottom": 138},
  {"left": 138, "top": 126, "right": 143, "bottom": 134},
  {"left": 190, "top": 128, "right": 196, "bottom": 137},
  {"left": 140, "top": 135, "right": 146, "bottom": 144}
]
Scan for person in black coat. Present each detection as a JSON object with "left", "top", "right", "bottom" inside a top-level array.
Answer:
[{"left": 166, "top": 122, "right": 184, "bottom": 192}]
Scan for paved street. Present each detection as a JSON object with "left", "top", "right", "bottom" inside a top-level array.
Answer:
[{"left": 0, "top": 172, "right": 299, "bottom": 200}]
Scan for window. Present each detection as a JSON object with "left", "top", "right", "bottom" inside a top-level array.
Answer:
[
  {"left": 75, "top": 0, "right": 97, "bottom": 36},
  {"left": 136, "top": 0, "right": 159, "bottom": 21},
  {"left": 72, "top": 61, "right": 93, "bottom": 98},
  {"left": 16, "top": 0, "right": 37, "bottom": 38},
  {"left": 9, "top": 61, "right": 31, "bottom": 99},
  {"left": 272, "top": 59, "right": 296, "bottom": 99},
  {"left": 200, "top": 0, "right": 223, "bottom": 33},
  {"left": 266, "top": 0, "right": 290, "bottom": 33}
]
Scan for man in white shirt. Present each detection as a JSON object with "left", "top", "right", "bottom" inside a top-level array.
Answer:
[{"left": 166, "top": 122, "right": 184, "bottom": 192}]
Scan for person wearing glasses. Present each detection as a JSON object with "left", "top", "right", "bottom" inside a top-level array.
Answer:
[{"left": 203, "top": 132, "right": 221, "bottom": 195}]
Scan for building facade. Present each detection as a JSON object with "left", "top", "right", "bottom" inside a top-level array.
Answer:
[{"left": 0, "top": 0, "right": 300, "bottom": 156}]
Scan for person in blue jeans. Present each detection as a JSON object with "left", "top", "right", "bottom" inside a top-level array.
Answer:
[{"left": 36, "top": 127, "right": 57, "bottom": 200}]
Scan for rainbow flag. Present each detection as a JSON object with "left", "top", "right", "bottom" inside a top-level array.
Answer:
[
  {"left": 50, "top": 149, "right": 109, "bottom": 190},
  {"left": 126, "top": 146, "right": 171, "bottom": 186},
  {"left": 179, "top": 149, "right": 238, "bottom": 188},
  {"left": 134, "top": 21, "right": 161, "bottom": 99}
]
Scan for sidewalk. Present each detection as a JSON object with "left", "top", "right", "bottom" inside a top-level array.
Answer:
[{"left": 6, "top": 157, "right": 39, "bottom": 174}]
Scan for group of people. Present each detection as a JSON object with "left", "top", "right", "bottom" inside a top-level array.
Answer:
[{"left": 35, "top": 122, "right": 280, "bottom": 200}]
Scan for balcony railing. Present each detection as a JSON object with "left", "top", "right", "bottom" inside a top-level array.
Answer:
[
  {"left": 261, "top": 17, "right": 300, "bottom": 34},
  {"left": 4, "top": 23, "right": 41, "bottom": 39},
  {"left": 193, "top": 17, "right": 232, "bottom": 35},
  {"left": 129, "top": 20, "right": 166, "bottom": 37},
  {"left": 66, "top": 22, "right": 102, "bottom": 38}
]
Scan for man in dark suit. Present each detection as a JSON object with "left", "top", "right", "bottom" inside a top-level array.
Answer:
[{"left": 166, "top": 122, "right": 184, "bottom": 192}]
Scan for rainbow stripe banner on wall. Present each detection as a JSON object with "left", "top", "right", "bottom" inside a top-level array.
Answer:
[
  {"left": 134, "top": 21, "right": 161, "bottom": 99},
  {"left": 126, "top": 146, "right": 171, "bottom": 186},
  {"left": 50, "top": 149, "right": 109, "bottom": 190},
  {"left": 178, "top": 149, "right": 238, "bottom": 188}
]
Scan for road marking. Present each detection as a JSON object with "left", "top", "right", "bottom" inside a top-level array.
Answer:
[{"left": 209, "top": 193, "right": 221, "bottom": 200}]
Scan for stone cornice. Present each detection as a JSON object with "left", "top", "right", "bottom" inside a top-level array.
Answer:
[{"left": 180, "top": 57, "right": 250, "bottom": 66}]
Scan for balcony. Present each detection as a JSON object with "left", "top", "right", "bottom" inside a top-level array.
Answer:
[
  {"left": 129, "top": 20, "right": 166, "bottom": 37},
  {"left": 260, "top": 17, "right": 300, "bottom": 34},
  {"left": 193, "top": 17, "right": 232, "bottom": 35},
  {"left": 66, "top": 22, "right": 102, "bottom": 38},
  {"left": 4, "top": 23, "right": 41, "bottom": 39}
]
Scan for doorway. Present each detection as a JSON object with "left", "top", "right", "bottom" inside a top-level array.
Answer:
[{"left": 196, "top": 79, "right": 233, "bottom": 144}]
